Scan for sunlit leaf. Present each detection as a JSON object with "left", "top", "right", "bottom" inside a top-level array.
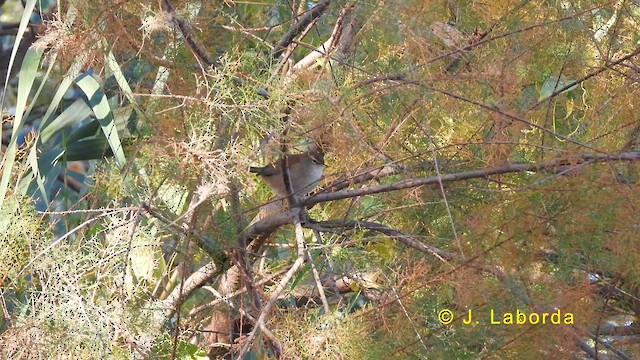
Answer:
[
  {"left": 74, "top": 73, "right": 127, "bottom": 166},
  {"left": 539, "top": 75, "right": 577, "bottom": 101},
  {"left": 0, "top": 46, "right": 44, "bottom": 207}
]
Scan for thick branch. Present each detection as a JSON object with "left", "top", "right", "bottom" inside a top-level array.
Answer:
[
  {"left": 289, "top": 3, "right": 356, "bottom": 75},
  {"left": 318, "top": 159, "right": 457, "bottom": 194},
  {"left": 161, "top": 0, "right": 218, "bottom": 67},
  {"left": 238, "top": 209, "right": 307, "bottom": 358},
  {"left": 162, "top": 261, "right": 219, "bottom": 318},
  {"left": 156, "top": 208, "right": 295, "bottom": 321},
  {"left": 304, "top": 152, "right": 640, "bottom": 207},
  {"left": 156, "top": 151, "right": 640, "bottom": 320},
  {"left": 272, "top": 0, "right": 331, "bottom": 59}
]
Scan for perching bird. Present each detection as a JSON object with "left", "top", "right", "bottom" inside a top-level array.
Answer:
[{"left": 250, "top": 149, "right": 324, "bottom": 198}]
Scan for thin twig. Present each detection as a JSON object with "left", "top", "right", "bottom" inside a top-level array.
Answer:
[
  {"left": 187, "top": 268, "right": 289, "bottom": 318},
  {"left": 313, "top": 229, "right": 343, "bottom": 299},
  {"left": 143, "top": 203, "right": 224, "bottom": 261},
  {"left": 160, "top": 0, "right": 270, "bottom": 98},
  {"left": 201, "top": 286, "right": 281, "bottom": 352},
  {"left": 161, "top": 0, "right": 218, "bottom": 67},
  {"left": 305, "top": 247, "right": 330, "bottom": 313},
  {"left": 288, "top": 3, "right": 355, "bottom": 76},
  {"left": 237, "top": 210, "right": 307, "bottom": 358},
  {"left": 529, "top": 45, "right": 640, "bottom": 110}
]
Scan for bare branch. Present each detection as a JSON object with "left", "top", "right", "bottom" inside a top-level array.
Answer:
[
  {"left": 154, "top": 206, "right": 296, "bottom": 322},
  {"left": 188, "top": 269, "right": 289, "bottom": 318},
  {"left": 272, "top": 0, "right": 331, "bottom": 59},
  {"left": 160, "top": 0, "right": 271, "bottom": 99},
  {"left": 143, "top": 203, "right": 224, "bottom": 261},
  {"left": 238, "top": 209, "right": 307, "bottom": 358},
  {"left": 161, "top": 0, "right": 218, "bottom": 68},
  {"left": 305, "top": 152, "right": 640, "bottom": 207},
  {"left": 305, "top": 247, "right": 331, "bottom": 313},
  {"left": 289, "top": 3, "right": 356, "bottom": 75},
  {"left": 162, "top": 261, "right": 220, "bottom": 318}
]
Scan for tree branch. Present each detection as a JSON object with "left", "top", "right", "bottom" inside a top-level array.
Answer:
[
  {"left": 237, "top": 209, "right": 307, "bottom": 358},
  {"left": 304, "top": 152, "right": 640, "bottom": 207},
  {"left": 161, "top": 0, "right": 218, "bottom": 67},
  {"left": 155, "top": 207, "right": 296, "bottom": 321},
  {"left": 272, "top": 0, "right": 331, "bottom": 59},
  {"left": 162, "top": 262, "right": 220, "bottom": 318},
  {"left": 288, "top": 3, "right": 355, "bottom": 75}
]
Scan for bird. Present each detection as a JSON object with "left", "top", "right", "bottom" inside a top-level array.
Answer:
[{"left": 250, "top": 149, "right": 325, "bottom": 198}]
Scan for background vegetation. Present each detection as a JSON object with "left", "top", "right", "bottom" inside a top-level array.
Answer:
[{"left": 1, "top": 0, "right": 640, "bottom": 358}]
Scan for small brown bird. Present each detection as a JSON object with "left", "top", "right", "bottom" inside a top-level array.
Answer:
[{"left": 250, "top": 150, "right": 324, "bottom": 198}]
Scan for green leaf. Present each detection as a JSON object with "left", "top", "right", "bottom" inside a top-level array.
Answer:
[
  {"left": 74, "top": 74, "right": 127, "bottom": 166},
  {"left": 290, "top": 263, "right": 311, "bottom": 290},
  {"left": 40, "top": 98, "right": 93, "bottom": 143},
  {"left": 104, "top": 49, "right": 137, "bottom": 106},
  {"left": 27, "top": 144, "right": 48, "bottom": 204},
  {"left": 0, "top": 0, "right": 37, "bottom": 93},
  {"left": 539, "top": 75, "right": 577, "bottom": 101},
  {"left": 0, "top": 45, "right": 44, "bottom": 208},
  {"left": 63, "top": 138, "right": 113, "bottom": 160},
  {"left": 369, "top": 238, "right": 396, "bottom": 261}
]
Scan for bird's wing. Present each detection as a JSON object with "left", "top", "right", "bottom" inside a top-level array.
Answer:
[{"left": 250, "top": 164, "right": 278, "bottom": 176}]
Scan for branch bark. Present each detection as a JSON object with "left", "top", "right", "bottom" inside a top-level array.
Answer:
[
  {"left": 305, "top": 152, "right": 640, "bottom": 207},
  {"left": 272, "top": 0, "right": 331, "bottom": 59},
  {"left": 288, "top": 3, "right": 357, "bottom": 75},
  {"left": 161, "top": 0, "right": 219, "bottom": 68}
]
